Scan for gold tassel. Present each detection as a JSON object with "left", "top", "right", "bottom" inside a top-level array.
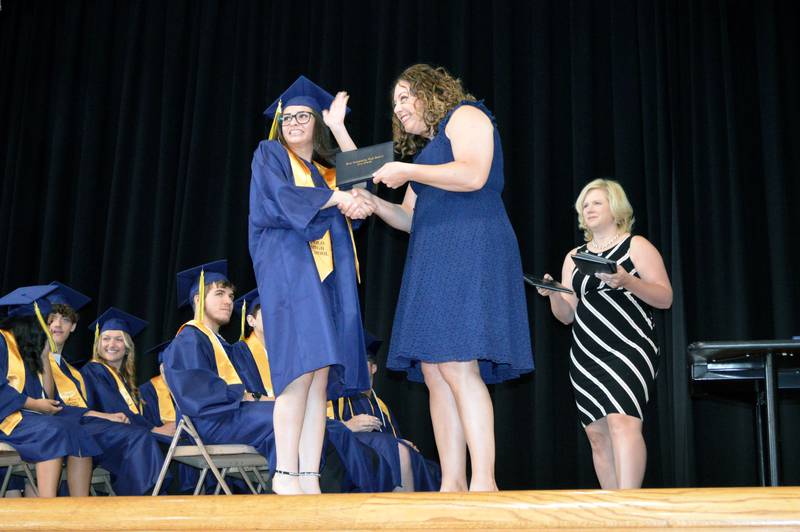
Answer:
[
  {"left": 197, "top": 269, "right": 206, "bottom": 323},
  {"left": 268, "top": 99, "right": 282, "bottom": 140},
  {"left": 239, "top": 300, "right": 247, "bottom": 342},
  {"left": 33, "top": 302, "right": 57, "bottom": 353},
  {"left": 93, "top": 322, "right": 100, "bottom": 356}
]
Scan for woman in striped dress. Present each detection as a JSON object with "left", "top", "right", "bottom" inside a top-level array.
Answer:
[{"left": 538, "top": 179, "right": 672, "bottom": 489}]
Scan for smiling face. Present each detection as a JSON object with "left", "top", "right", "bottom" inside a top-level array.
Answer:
[
  {"left": 98, "top": 330, "right": 128, "bottom": 366},
  {"left": 581, "top": 188, "right": 616, "bottom": 233},
  {"left": 47, "top": 311, "right": 77, "bottom": 348},
  {"left": 280, "top": 105, "right": 315, "bottom": 152},
  {"left": 392, "top": 81, "right": 428, "bottom": 137}
]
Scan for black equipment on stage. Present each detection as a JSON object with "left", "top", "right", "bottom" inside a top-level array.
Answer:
[{"left": 688, "top": 339, "right": 800, "bottom": 486}]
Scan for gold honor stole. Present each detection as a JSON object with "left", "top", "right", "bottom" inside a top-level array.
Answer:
[
  {"left": 149, "top": 375, "right": 176, "bottom": 424},
  {"left": 286, "top": 149, "right": 361, "bottom": 283},
  {"left": 244, "top": 334, "right": 273, "bottom": 397},
  {"left": 50, "top": 356, "right": 88, "bottom": 408},
  {"left": 177, "top": 320, "right": 242, "bottom": 386},
  {"left": 95, "top": 362, "right": 140, "bottom": 415},
  {"left": 0, "top": 330, "right": 24, "bottom": 435}
]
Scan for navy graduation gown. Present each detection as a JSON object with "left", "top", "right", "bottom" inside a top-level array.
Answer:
[
  {"left": 0, "top": 333, "right": 100, "bottom": 463},
  {"left": 139, "top": 376, "right": 176, "bottom": 427},
  {"left": 52, "top": 356, "right": 166, "bottom": 495},
  {"left": 80, "top": 361, "right": 154, "bottom": 430},
  {"left": 248, "top": 140, "right": 370, "bottom": 400},
  {"left": 162, "top": 325, "right": 277, "bottom": 471},
  {"left": 332, "top": 393, "right": 442, "bottom": 492}
]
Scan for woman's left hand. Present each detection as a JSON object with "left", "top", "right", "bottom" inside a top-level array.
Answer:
[
  {"left": 322, "top": 91, "right": 349, "bottom": 130},
  {"left": 595, "top": 265, "right": 631, "bottom": 289},
  {"left": 373, "top": 162, "right": 411, "bottom": 189}
]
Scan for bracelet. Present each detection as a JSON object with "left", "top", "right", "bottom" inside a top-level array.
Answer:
[
  {"left": 298, "top": 471, "right": 321, "bottom": 478},
  {"left": 274, "top": 469, "right": 298, "bottom": 477}
]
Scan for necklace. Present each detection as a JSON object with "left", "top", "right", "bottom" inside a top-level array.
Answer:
[{"left": 589, "top": 233, "right": 620, "bottom": 251}]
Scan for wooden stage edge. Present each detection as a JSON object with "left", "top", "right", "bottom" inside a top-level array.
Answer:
[{"left": 1, "top": 486, "right": 799, "bottom": 531}]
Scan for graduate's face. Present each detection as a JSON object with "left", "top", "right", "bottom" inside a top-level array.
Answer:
[
  {"left": 47, "top": 313, "right": 77, "bottom": 347},
  {"left": 582, "top": 188, "right": 615, "bottom": 232},
  {"left": 367, "top": 360, "right": 377, "bottom": 388},
  {"left": 99, "top": 330, "right": 127, "bottom": 365},
  {"left": 392, "top": 81, "right": 427, "bottom": 136},
  {"left": 246, "top": 308, "right": 264, "bottom": 339},
  {"left": 201, "top": 283, "right": 234, "bottom": 326},
  {"left": 281, "top": 105, "right": 315, "bottom": 150}
]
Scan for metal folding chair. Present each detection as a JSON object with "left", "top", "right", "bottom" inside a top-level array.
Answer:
[{"left": 0, "top": 442, "right": 38, "bottom": 497}]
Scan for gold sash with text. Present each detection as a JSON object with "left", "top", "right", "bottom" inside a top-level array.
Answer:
[{"left": 50, "top": 356, "right": 88, "bottom": 408}]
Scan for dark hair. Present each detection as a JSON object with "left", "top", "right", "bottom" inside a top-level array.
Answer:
[
  {"left": 48, "top": 303, "right": 79, "bottom": 324},
  {"left": 392, "top": 64, "right": 476, "bottom": 158},
  {"left": 191, "top": 280, "right": 237, "bottom": 314},
  {"left": 277, "top": 109, "right": 338, "bottom": 165},
  {"left": 0, "top": 316, "right": 46, "bottom": 375}
]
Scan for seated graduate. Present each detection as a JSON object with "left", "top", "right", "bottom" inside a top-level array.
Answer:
[
  {"left": 161, "top": 260, "right": 277, "bottom": 471},
  {"left": 0, "top": 285, "right": 101, "bottom": 497},
  {"left": 80, "top": 307, "right": 175, "bottom": 442},
  {"left": 139, "top": 341, "right": 178, "bottom": 429},
  {"left": 228, "top": 289, "right": 397, "bottom": 493},
  {"left": 328, "top": 333, "right": 441, "bottom": 492},
  {"left": 40, "top": 291, "right": 168, "bottom": 495}
]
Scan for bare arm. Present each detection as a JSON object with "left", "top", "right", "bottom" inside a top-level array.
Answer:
[
  {"left": 323, "top": 91, "right": 357, "bottom": 152},
  {"left": 373, "top": 106, "right": 494, "bottom": 192},
  {"left": 371, "top": 186, "right": 416, "bottom": 233},
  {"left": 594, "top": 236, "right": 672, "bottom": 308},
  {"left": 536, "top": 249, "right": 580, "bottom": 325}
]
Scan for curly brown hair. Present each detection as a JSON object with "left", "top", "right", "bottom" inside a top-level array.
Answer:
[{"left": 392, "top": 64, "right": 475, "bottom": 158}]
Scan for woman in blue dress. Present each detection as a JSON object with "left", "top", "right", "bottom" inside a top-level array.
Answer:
[
  {"left": 248, "top": 76, "right": 373, "bottom": 494},
  {"left": 351, "top": 64, "right": 534, "bottom": 492}
]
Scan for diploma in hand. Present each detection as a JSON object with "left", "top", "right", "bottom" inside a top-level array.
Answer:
[
  {"left": 571, "top": 252, "right": 618, "bottom": 276},
  {"left": 523, "top": 274, "right": 574, "bottom": 294},
  {"left": 335, "top": 141, "right": 394, "bottom": 189}
]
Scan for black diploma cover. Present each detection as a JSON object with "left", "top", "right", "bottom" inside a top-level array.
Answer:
[
  {"left": 572, "top": 252, "right": 618, "bottom": 275},
  {"left": 523, "top": 274, "right": 574, "bottom": 294},
  {"left": 335, "top": 142, "right": 394, "bottom": 188}
]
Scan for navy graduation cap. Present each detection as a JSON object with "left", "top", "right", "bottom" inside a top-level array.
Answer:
[
  {"left": 88, "top": 307, "right": 148, "bottom": 339},
  {"left": 176, "top": 260, "right": 229, "bottom": 310},
  {"left": 145, "top": 340, "right": 172, "bottom": 365},
  {"left": 0, "top": 282, "right": 90, "bottom": 318},
  {"left": 233, "top": 288, "right": 261, "bottom": 341},
  {"left": 263, "top": 75, "right": 350, "bottom": 118},
  {"left": 363, "top": 330, "right": 383, "bottom": 358}
]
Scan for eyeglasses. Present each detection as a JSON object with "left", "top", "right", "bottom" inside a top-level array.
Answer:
[{"left": 280, "top": 111, "right": 313, "bottom": 125}]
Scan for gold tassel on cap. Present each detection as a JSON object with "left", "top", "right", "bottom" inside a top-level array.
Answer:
[
  {"left": 268, "top": 99, "right": 282, "bottom": 140},
  {"left": 33, "top": 302, "right": 57, "bottom": 353},
  {"left": 197, "top": 269, "right": 206, "bottom": 323},
  {"left": 239, "top": 300, "right": 247, "bottom": 342}
]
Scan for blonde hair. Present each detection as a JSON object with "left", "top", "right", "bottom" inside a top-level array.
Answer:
[
  {"left": 392, "top": 64, "right": 475, "bottom": 158},
  {"left": 93, "top": 329, "right": 139, "bottom": 405},
  {"left": 575, "top": 178, "right": 635, "bottom": 242}
]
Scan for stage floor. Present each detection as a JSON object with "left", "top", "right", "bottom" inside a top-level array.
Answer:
[{"left": 1, "top": 486, "right": 798, "bottom": 530}]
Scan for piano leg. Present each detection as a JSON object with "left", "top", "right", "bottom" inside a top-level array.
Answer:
[
  {"left": 754, "top": 380, "right": 766, "bottom": 487},
  {"left": 765, "top": 352, "right": 780, "bottom": 486}
]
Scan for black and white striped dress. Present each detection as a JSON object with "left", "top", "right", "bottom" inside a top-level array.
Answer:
[{"left": 569, "top": 235, "right": 658, "bottom": 427}]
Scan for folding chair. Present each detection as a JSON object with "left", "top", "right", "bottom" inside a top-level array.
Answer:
[
  {"left": 0, "top": 442, "right": 38, "bottom": 497},
  {"left": 151, "top": 371, "right": 270, "bottom": 495}
]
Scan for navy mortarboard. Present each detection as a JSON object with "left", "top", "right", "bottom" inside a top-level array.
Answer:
[
  {"left": 263, "top": 75, "right": 350, "bottom": 140},
  {"left": 88, "top": 307, "right": 148, "bottom": 343},
  {"left": 233, "top": 288, "right": 261, "bottom": 341}
]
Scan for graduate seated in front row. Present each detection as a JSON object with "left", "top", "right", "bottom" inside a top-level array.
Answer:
[
  {"left": 80, "top": 307, "right": 175, "bottom": 442},
  {"left": 41, "top": 288, "right": 169, "bottom": 495},
  {"left": 161, "top": 261, "right": 277, "bottom": 473},
  {"left": 228, "top": 289, "right": 398, "bottom": 493},
  {"left": 0, "top": 285, "right": 101, "bottom": 497},
  {"left": 328, "top": 333, "right": 441, "bottom": 492}
]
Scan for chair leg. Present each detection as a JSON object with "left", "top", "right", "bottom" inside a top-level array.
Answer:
[
  {"left": 213, "top": 468, "right": 229, "bottom": 495},
  {"left": 152, "top": 420, "right": 188, "bottom": 496},
  {"left": 194, "top": 469, "right": 209, "bottom": 496},
  {"left": 1, "top": 465, "right": 13, "bottom": 497},
  {"left": 183, "top": 418, "right": 233, "bottom": 495},
  {"left": 251, "top": 467, "right": 268, "bottom": 494},
  {"left": 240, "top": 467, "right": 258, "bottom": 494},
  {"left": 22, "top": 464, "right": 39, "bottom": 497},
  {"left": 104, "top": 477, "right": 115, "bottom": 496}
]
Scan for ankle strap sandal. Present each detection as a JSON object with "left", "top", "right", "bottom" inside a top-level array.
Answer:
[
  {"left": 298, "top": 471, "right": 321, "bottom": 477},
  {"left": 274, "top": 469, "right": 299, "bottom": 477}
]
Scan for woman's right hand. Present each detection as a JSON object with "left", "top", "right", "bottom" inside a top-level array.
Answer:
[
  {"left": 86, "top": 411, "right": 130, "bottom": 424},
  {"left": 344, "top": 414, "right": 382, "bottom": 432},
  {"left": 25, "top": 397, "right": 63, "bottom": 415},
  {"left": 536, "top": 274, "right": 557, "bottom": 297}
]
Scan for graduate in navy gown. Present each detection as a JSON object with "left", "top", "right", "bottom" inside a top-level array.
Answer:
[
  {"left": 248, "top": 76, "right": 374, "bottom": 494},
  {"left": 139, "top": 341, "right": 178, "bottom": 430},
  {"left": 38, "top": 299, "right": 168, "bottom": 495},
  {"left": 161, "top": 261, "right": 277, "bottom": 475},
  {"left": 228, "top": 289, "right": 396, "bottom": 493},
  {"left": 328, "top": 333, "right": 441, "bottom": 492},
  {"left": 80, "top": 308, "right": 175, "bottom": 443},
  {"left": 0, "top": 285, "right": 101, "bottom": 497}
]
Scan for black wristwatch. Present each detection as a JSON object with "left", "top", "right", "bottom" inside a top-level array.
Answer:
[{"left": 251, "top": 392, "right": 262, "bottom": 400}]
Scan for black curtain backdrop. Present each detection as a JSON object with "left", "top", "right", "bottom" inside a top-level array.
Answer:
[{"left": 1, "top": 0, "right": 798, "bottom": 489}]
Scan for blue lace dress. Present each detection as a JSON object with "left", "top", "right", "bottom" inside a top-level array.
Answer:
[{"left": 386, "top": 101, "right": 534, "bottom": 383}]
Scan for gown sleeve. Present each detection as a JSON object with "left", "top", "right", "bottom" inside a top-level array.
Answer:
[
  {"left": 162, "top": 327, "right": 244, "bottom": 418},
  {"left": 249, "top": 140, "right": 337, "bottom": 242}
]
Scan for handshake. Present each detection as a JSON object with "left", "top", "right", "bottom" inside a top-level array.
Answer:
[{"left": 335, "top": 187, "right": 377, "bottom": 220}]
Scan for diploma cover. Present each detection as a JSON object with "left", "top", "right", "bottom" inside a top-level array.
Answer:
[
  {"left": 335, "top": 142, "right": 394, "bottom": 188},
  {"left": 572, "top": 252, "right": 618, "bottom": 275}
]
